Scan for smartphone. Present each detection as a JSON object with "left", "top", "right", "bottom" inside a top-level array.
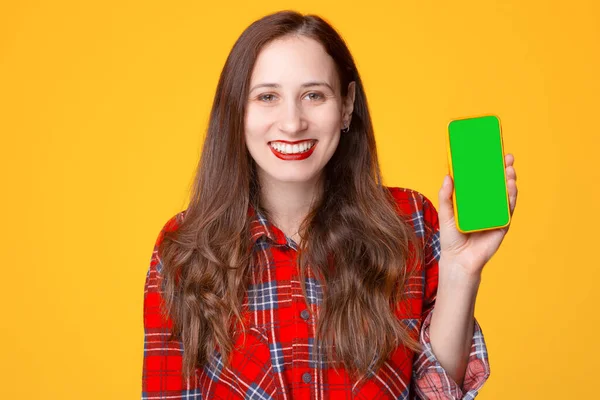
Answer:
[{"left": 446, "top": 115, "right": 511, "bottom": 233}]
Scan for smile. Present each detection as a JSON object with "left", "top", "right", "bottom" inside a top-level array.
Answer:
[
  {"left": 268, "top": 140, "right": 318, "bottom": 161},
  {"left": 268, "top": 139, "right": 317, "bottom": 154}
]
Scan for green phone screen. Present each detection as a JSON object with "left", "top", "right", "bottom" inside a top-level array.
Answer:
[{"left": 448, "top": 115, "right": 510, "bottom": 232}]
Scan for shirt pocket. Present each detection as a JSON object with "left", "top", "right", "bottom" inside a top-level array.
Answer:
[{"left": 198, "top": 325, "right": 284, "bottom": 399}]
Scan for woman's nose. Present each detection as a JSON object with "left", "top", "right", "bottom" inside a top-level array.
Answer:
[{"left": 277, "top": 100, "right": 308, "bottom": 133}]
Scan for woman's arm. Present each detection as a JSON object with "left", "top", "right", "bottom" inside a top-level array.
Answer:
[
  {"left": 428, "top": 262, "right": 481, "bottom": 387},
  {"left": 142, "top": 213, "right": 201, "bottom": 399},
  {"left": 412, "top": 192, "right": 490, "bottom": 399}
]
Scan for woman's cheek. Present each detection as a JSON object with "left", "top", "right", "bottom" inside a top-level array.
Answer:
[
  {"left": 312, "top": 104, "right": 341, "bottom": 129},
  {"left": 245, "top": 108, "right": 273, "bottom": 134}
]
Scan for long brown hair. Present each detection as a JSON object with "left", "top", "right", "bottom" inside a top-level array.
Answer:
[{"left": 158, "top": 10, "right": 425, "bottom": 382}]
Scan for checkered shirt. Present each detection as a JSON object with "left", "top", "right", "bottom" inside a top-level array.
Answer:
[{"left": 142, "top": 186, "right": 490, "bottom": 399}]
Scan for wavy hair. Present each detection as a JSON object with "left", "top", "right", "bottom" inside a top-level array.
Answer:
[{"left": 158, "top": 10, "right": 425, "bottom": 382}]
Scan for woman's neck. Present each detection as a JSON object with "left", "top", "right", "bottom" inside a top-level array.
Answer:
[{"left": 258, "top": 172, "right": 324, "bottom": 240}]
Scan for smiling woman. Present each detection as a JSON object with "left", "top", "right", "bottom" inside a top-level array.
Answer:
[
  {"left": 245, "top": 35, "right": 355, "bottom": 187},
  {"left": 141, "top": 9, "right": 491, "bottom": 400}
]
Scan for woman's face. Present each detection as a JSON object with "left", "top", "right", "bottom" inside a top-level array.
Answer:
[{"left": 244, "top": 35, "right": 355, "bottom": 186}]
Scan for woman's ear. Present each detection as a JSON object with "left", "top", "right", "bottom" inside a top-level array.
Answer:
[{"left": 342, "top": 81, "right": 356, "bottom": 127}]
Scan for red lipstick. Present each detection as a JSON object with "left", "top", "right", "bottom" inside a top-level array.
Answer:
[{"left": 268, "top": 140, "right": 318, "bottom": 161}]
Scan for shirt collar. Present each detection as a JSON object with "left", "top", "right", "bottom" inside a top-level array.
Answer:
[{"left": 247, "top": 203, "right": 297, "bottom": 249}]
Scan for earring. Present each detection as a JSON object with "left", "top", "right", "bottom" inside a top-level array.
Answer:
[{"left": 341, "top": 113, "right": 352, "bottom": 133}]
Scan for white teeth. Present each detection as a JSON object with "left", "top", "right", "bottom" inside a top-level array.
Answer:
[{"left": 270, "top": 140, "right": 315, "bottom": 154}]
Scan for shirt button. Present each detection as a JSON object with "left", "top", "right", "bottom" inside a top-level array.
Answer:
[
  {"left": 300, "top": 309, "right": 310, "bottom": 320},
  {"left": 302, "top": 372, "right": 312, "bottom": 383}
]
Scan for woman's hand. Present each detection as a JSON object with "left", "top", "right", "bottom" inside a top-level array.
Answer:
[{"left": 437, "top": 153, "right": 518, "bottom": 277}]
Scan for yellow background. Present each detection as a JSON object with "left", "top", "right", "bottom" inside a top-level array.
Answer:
[{"left": 1, "top": 0, "right": 598, "bottom": 398}]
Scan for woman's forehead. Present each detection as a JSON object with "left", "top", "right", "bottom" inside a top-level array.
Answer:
[{"left": 250, "top": 36, "right": 339, "bottom": 90}]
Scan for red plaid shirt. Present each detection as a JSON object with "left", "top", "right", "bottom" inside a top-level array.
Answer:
[{"left": 142, "top": 186, "right": 490, "bottom": 399}]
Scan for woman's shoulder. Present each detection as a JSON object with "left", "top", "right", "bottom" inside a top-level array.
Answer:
[
  {"left": 383, "top": 185, "right": 439, "bottom": 238},
  {"left": 383, "top": 185, "right": 436, "bottom": 214},
  {"left": 154, "top": 209, "right": 188, "bottom": 247},
  {"left": 165, "top": 209, "right": 187, "bottom": 230}
]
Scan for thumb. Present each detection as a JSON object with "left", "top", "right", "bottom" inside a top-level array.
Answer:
[{"left": 438, "top": 175, "right": 455, "bottom": 226}]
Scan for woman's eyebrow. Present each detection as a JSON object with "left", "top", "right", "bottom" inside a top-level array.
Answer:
[{"left": 249, "top": 81, "right": 334, "bottom": 93}]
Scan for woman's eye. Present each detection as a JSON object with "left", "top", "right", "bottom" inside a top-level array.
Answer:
[
  {"left": 258, "top": 94, "right": 277, "bottom": 102},
  {"left": 306, "top": 92, "right": 323, "bottom": 100}
]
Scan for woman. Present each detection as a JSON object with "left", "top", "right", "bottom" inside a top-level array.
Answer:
[{"left": 142, "top": 10, "right": 518, "bottom": 400}]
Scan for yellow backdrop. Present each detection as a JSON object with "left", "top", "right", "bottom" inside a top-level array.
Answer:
[{"left": 1, "top": 1, "right": 598, "bottom": 398}]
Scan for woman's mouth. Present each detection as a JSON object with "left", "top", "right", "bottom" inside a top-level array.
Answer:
[{"left": 268, "top": 139, "right": 317, "bottom": 160}]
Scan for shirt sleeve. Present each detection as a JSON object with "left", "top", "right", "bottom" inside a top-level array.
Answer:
[
  {"left": 411, "top": 194, "right": 491, "bottom": 400},
  {"left": 142, "top": 213, "right": 201, "bottom": 399}
]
